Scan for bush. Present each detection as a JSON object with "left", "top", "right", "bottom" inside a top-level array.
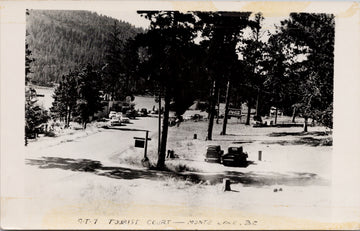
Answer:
[
  {"left": 44, "top": 130, "right": 56, "bottom": 137},
  {"left": 25, "top": 100, "right": 50, "bottom": 139}
]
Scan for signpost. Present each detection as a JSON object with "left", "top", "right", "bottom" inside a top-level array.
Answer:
[{"left": 133, "top": 130, "right": 151, "bottom": 161}]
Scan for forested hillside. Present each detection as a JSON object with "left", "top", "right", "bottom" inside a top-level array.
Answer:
[{"left": 26, "top": 10, "right": 143, "bottom": 86}]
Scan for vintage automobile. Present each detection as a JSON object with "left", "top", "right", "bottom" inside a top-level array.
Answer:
[
  {"left": 205, "top": 145, "right": 224, "bottom": 163},
  {"left": 139, "top": 108, "right": 148, "bottom": 117},
  {"left": 121, "top": 116, "right": 131, "bottom": 123},
  {"left": 221, "top": 146, "right": 248, "bottom": 166},
  {"left": 126, "top": 109, "right": 137, "bottom": 119},
  {"left": 108, "top": 111, "right": 117, "bottom": 119},
  {"left": 110, "top": 117, "right": 122, "bottom": 126},
  {"left": 116, "top": 112, "right": 123, "bottom": 118}
]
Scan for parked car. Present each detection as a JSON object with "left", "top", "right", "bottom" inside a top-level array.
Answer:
[
  {"left": 126, "top": 109, "right": 137, "bottom": 119},
  {"left": 139, "top": 108, "right": 148, "bottom": 117},
  {"left": 110, "top": 117, "right": 121, "bottom": 126},
  {"left": 183, "top": 115, "right": 192, "bottom": 121},
  {"left": 205, "top": 145, "right": 224, "bottom": 163},
  {"left": 109, "top": 111, "right": 117, "bottom": 119},
  {"left": 192, "top": 114, "right": 203, "bottom": 121},
  {"left": 121, "top": 116, "right": 130, "bottom": 123},
  {"left": 221, "top": 146, "right": 248, "bottom": 166},
  {"left": 270, "top": 106, "right": 282, "bottom": 115}
]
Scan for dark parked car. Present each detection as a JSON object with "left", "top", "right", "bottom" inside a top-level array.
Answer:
[
  {"left": 205, "top": 145, "right": 224, "bottom": 163},
  {"left": 139, "top": 108, "right": 148, "bottom": 117},
  {"left": 126, "top": 109, "right": 137, "bottom": 119},
  {"left": 221, "top": 146, "right": 248, "bottom": 166}
]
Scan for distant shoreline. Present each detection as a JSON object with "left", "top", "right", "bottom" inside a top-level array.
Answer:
[{"left": 31, "top": 84, "right": 55, "bottom": 90}]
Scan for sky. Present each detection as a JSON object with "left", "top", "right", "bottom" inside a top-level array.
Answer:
[
  {"left": 95, "top": 10, "right": 287, "bottom": 34},
  {"left": 96, "top": 10, "right": 151, "bottom": 29}
]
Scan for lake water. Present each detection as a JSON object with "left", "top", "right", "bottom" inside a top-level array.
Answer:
[{"left": 33, "top": 86, "right": 164, "bottom": 111}]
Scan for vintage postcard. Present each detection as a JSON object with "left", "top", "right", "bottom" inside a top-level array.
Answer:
[{"left": 1, "top": 1, "right": 360, "bottom": 229}]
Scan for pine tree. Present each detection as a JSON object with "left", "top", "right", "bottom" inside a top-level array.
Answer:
[
  {"left": 276, "top": 13, "right": 335, "bottom": 130},
  {"left": 50, "top": 71, "right": 78, "bottom": 127},
  {"left": 102, "top": 22, "right": 127, "bottom": 100},
  {"left": 195, "top": 11, "right": 251, "bottom": 138},
  {"left": 136, "top": 11, "right": 199, "bottom": 169},
  {"left": 240, "top": 13, "right": 267, "bottom": 121},
  {"left": 25, "top": 16, "right": 49, "bottom": 141},
  {"left": 74, "top": 64, "right": 103, "bottom": 129}
]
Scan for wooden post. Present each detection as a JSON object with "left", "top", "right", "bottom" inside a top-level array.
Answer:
[
  {"left": 144, "top": 130, "right": 149, "bottom": 159},
  {"left": 304, "top": 117, "right": 308, "bottom": 132},
  {"left": 258, "top": 150, "right": 262, "bottom": 161},
  {"left": 223, "top": 178, "right": 231, "bottom": 191}
]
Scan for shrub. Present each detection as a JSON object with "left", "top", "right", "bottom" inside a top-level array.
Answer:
[{"left": 44, "top": 130, "right": 56, "bottom": 137}]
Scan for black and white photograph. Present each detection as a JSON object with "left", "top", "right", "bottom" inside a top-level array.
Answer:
[{"left": 1, "top": 1, "right": 360, "bottom": 229}]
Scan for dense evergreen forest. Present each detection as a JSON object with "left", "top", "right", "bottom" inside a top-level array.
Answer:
[{"left": 26, "top": 10, "right": 143, "bottom": 86}]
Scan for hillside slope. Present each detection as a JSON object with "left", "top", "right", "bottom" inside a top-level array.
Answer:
[{"left": 26, "top": 10, "right": 143, "bottom": 86}]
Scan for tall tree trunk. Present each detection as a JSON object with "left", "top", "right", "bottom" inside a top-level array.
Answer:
[
  {"left": 67, "top": 107, "right": 71, "bottom": 128},
  {"left": 303, "top": 117, "right": 308, "bottom": 132},
  {"left": 207, "top": 81, "right": 218, "bottom": 141},
  {"left": 246, "top": 100, "right": 251, "bottom": 125},
  {"left": 255, "top": 88, "right": 260, "bottom": 116},
  {"left": 157, "top": 88, "right": 170, "bottom": 169},
  {"left": 65, "top": 106, "right": 69, "bottom": 128},
  {"left": 158, "top": 89, "right": 162, "bottom": 156},
  {"left": 216, "top": 89, "right": 220, "bottom": 124},
  {"left": 207, "top": 84, "right": 213, "bottom": 119},
  {"left": 292, "top": 107, "right": 296, "bottom": 123},
  {"left": 274, "top": 107, "right": 278, "bottom": 125},
  {"left": 221, "top": 81, "right": 230, "bottom": 135}
]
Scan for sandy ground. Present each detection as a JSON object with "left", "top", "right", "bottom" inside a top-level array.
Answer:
[{"left": 3, "top": 114, "right": 359, "bottom": 229}]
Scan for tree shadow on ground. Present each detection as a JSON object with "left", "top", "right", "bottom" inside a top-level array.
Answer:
[
  {"left": 259, "top": 123, "right": 304, "bottom": 128},
  {"left": 211, "top": 139, "right": 254, "bottom": 143},
  {"left": 269, "top": 131, "right": 330, "bottom": 137},
  {"left": 232, "top": 141, "right": 253, "bottom": 144},
  {"left": 103, "top": 126, "right": 148, "bottom": 132},
  {"left": 182, "top": 170, "right": 329, "bottom": 187},
  {"left": 211, "top": 134, "right": 254, "bottom": 143},
  {"left": 26, "top": 157, "right": 329, "bottom": 187},
  {"left": 262, "top": 137, "right": 332, "bottom": 147},
  {"left": 26, "top": 157, "right": 170, "bottom": 180}
]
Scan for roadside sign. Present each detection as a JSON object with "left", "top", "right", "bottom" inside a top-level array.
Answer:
[
  {"left": 135, "top": 139, "right": 145, "bottom": 148},
  {"left": 133, "top": 131, "right": 151, "bottom": 159},
  {"left": 229, "top": 108, "right": 242, "bottom": 118}
]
